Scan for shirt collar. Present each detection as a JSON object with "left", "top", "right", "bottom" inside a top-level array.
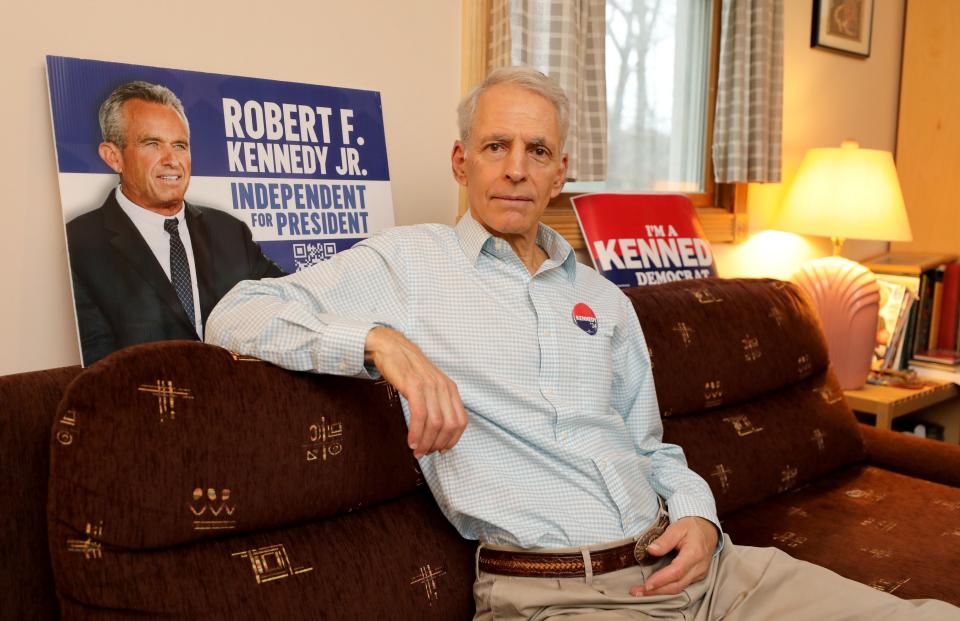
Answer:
[
  {"left": 114, "top": 185, "right": 185, "bottom": 229},
  {"left": 455, "top": 209, "right": 578, "bottom": 281}
]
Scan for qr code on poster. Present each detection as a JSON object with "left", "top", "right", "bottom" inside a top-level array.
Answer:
[{"left": 293, "top": 242, "right": 339, "bottom": 271}]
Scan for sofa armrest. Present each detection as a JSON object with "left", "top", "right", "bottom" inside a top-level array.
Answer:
[
  {"left": 0, "top": 365, "right": 81, "bottom": 621},
  {"left": 860, "top": 423, "right": 960, "bottom": 487}
]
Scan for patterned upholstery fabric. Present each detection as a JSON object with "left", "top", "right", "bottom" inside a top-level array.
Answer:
[
  {"left": 629, "top": 278, "right": 959, "bottom": 605},
  {"left": 43, "top": 278, "right": 960, "bottom": 616},
  {"left": 722, "top": 465, "right": 960, "bottom": 603},
  {"left": 623, "top": 278, "right": 831, "bottom": 417},
  {"left": 625, "top": 278, "right": 866, "bottom": 516},
  {"left": 1, "top": 365, "right": 81, "bottom": 621},
  {"left": 47, "top": 342, "right": 475, "bottom": 619},
  {"left": 660, "top": 371, "right": 865, "bottom": 516}
]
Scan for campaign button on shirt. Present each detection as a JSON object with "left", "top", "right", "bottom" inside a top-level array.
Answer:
[{"left": 572, "top": 303, "right": 598, "bottom": 335}]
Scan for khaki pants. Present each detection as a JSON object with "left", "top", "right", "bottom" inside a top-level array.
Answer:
[{"left": 473, "top": 535, "right": 960, "bottom": 620}]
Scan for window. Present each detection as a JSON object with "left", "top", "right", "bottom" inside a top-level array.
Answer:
[
  {"left": 567, "top": 0, "right": 713, "bottom": 194},
  {"left": 459, "top": 0, "right": 746, "bottom": 245}
]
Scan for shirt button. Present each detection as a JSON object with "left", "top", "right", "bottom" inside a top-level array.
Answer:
[
  {"left": 562, "top": 432, "right": 569, "bottom": 442},
  {"left": 543, "top": 329, "right": 552, "bottom": 337},
  {"left": 338, "top": 361, "right": 347, "bottom": 371},
  {"left": 599, "top": 458, "right": 608, "bottom": 469}
]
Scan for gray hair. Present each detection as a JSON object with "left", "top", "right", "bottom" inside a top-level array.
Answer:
[
  {"left": 99, "top": 81, "right": 189, "bottom": 148},
  {"left": 457, "top": 66, "right": 569, "bottom": 148}
]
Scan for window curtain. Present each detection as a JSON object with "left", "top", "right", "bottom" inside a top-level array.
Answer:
[
  {"left": 712, "top": 0, "right": 783, "bottom": 183},
  {"left": 489, "top": 0, "right": 607, "bottom": 181}
]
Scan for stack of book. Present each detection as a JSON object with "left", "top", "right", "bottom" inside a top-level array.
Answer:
[{"left": 864, "top": 252, "right": 960, "bottom": 374}]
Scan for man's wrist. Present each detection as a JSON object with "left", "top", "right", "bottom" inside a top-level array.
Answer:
[
  {"left": 364, "top": 325, "right": 390, "bottom": 365},
  {"left": 671, "top": 514, "right": 722, "bottom": 555},
  {"left": 689, "top": 516, "right": 721, "bottom": 555}
]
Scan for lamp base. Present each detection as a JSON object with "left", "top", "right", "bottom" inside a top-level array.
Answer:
[{"left": 792, "top": 256, "right": 880, "bottom": 390}]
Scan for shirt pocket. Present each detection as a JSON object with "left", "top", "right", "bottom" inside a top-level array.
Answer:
[{"left": 568, "top": 321, "right": 616, "bottom": 405}]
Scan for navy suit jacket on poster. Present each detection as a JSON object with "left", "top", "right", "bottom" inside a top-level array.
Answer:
[{"left": 66, "top": 192, "right": 284, "bottom": 366}]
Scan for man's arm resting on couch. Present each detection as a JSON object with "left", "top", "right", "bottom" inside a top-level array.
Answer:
[
  {"left": 205, "top": 242, "right": 467, "bottom": 458},
  {"left": 364, "top": 326, "right": 467, "bottom": 458}
]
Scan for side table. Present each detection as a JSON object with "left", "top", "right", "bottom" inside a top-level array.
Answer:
[{"left": 843, "top": 382, "right": 960, "bottom": 441}]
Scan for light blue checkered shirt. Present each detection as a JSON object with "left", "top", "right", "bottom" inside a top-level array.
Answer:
[{"left": 206, "top": 211, "right": 719, "bottom": 548}]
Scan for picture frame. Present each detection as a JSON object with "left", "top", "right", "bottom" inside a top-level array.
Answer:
[{"left": 811, "top": 0, "right": 874, "bottom": 58}]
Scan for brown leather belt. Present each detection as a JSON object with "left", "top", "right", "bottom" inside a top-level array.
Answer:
[{"left": 478, "top": 512, "right": 670, "bottom": 578}]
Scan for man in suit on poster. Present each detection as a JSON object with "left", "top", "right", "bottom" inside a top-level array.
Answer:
[{"left": 66, "top": 81, "right": 283, "bottom": 366}]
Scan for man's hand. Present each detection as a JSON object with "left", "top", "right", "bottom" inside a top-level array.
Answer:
[
  {"left": 629, "top": 516, "right": 718, "bottom": 597},
  {"left": 365, "top": 326, "right": 468, "bottom": 458}
]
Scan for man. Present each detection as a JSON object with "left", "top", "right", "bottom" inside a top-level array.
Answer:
[
  {"left": 66, "top": 81, "right": 283, "bottom": 367},
  {"left": 205, "top": 68, "right": 957, "bottom": 619}
]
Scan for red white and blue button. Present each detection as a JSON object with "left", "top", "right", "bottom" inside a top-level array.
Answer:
[{"left": 572, "top": 303, "right": 598, "bottom": 335}]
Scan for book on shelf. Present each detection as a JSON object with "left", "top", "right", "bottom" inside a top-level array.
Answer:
[
  {"left": 927, "top": 266, "right": 946, "bottom": 351},
  {"left": 913, "top": 270, "right": 936, "bottom": 358},
  {"left": 910, "top": 359, "right": 960, "bottom": 383},
  {"left": 913, "top": 349, "right": 960, "bottom": 365},
  {"left": 871, "top": 256, "right": 960, "bottom": 372},
  {"left": 864, "top": 252, "right": 958, "bottom": 275},
  {"left": 898, "top": 301, "right": 919, "bottom": 369},
  {"left": 872, "top": 273, "right": 921, "bottom": 368},
  {"left": 911, "top": 350, "right": 960, "bottom": 387},
  {"left": 873, "top": 279, "right": 914, "bottom": 371},
  {"left": 888, "top": 290, "right": 916, "bottom": 369},
  {"left": 938, "top": 262, "right": 960, "bottom": 350}
]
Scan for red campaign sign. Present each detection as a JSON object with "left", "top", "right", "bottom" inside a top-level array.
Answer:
[{"left": 571, "top": 193, "right": 717, "bottom": 288}]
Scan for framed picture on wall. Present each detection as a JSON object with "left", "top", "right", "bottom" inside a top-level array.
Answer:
[{"left": 811, "top": 0, "right": 874, "bottom": 58}]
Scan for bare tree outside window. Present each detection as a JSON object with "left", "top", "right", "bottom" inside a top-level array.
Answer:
[{"left": 568, "top": 0, "right": 713, "bottom": 192}]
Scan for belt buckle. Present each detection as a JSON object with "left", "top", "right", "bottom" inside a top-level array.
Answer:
[
  {"left": 633, "top": 528, "right": 659, "bottom": 563},
  {"left": 633, "top": 513, "right": 667, "bottom": 563}
]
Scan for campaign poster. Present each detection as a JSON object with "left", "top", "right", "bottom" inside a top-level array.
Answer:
[
  {"left": 47, "top": 55, "right": 394, "bottom": 366},
  {"left": 571, "top": 193, "right": 716, "bottom": 288}
]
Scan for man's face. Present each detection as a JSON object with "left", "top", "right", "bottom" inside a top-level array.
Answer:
[
  {"left": 452, "top": 83, "right": 567, "bottom": 242},
  {"left": 99, "top": 99, "right": 191, "bottom": 214}
]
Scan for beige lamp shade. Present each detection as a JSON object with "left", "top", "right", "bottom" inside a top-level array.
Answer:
[{"left": 776, "top": 141, "right": 912, "bottom": 243}]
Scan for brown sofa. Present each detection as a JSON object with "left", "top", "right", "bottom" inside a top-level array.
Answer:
[{"left": 3, "top": 278, "right": 960, "bottom": 619}]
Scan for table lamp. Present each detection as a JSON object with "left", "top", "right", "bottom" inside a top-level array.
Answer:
[{"left": 776, "top": 140, "right": 912, "bottom": 389}]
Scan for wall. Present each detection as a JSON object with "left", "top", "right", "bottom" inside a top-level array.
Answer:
[
  {"left": 893, "top": 1, "right": 960, "bottom": 256},
  {"left": 713, "top": 0, "right": 905, "bottom": 279},
  {"left": 0, "top": 1, "right": 461, "bottom": 375}
]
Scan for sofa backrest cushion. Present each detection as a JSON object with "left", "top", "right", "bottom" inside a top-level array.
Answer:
[
  {"left": 626, "top": 278, "right": 867, "bottom": 515},
  {"left": 624, "top": 278, "right": 831, "bottom": 416},
  {"left": 47, "top": 341, "right": 475, "bottom": 618},
  {"left": 49, "top": 341, "right": 421, "bottom": 548},
  {"left": 660, "top": 368, "right": 865, "bottom": 515}
]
